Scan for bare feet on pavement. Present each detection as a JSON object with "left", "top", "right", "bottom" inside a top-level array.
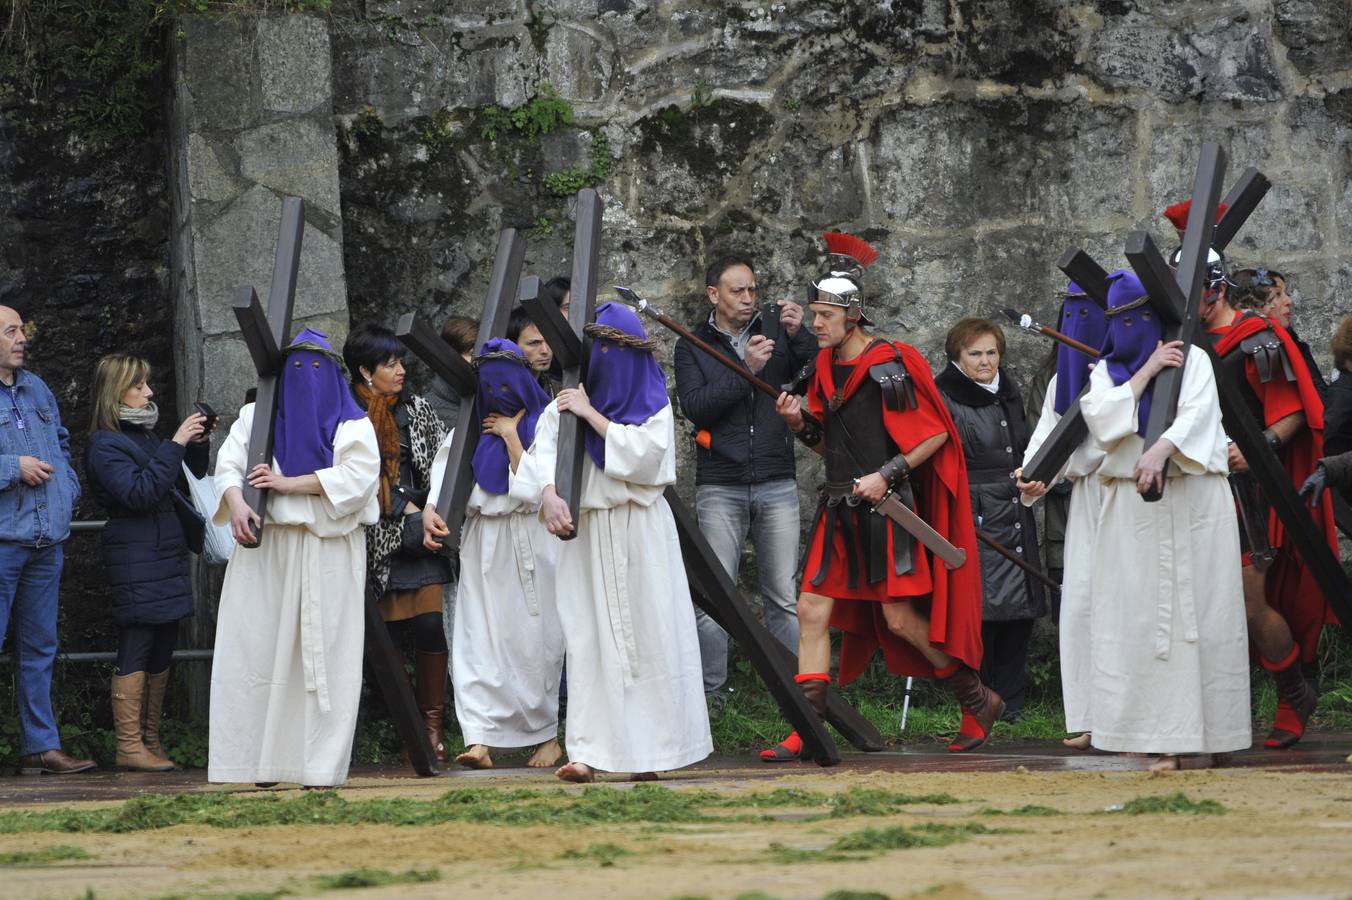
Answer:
[
  {"left": 1062, "top": 733, "right": 1092, "bottom": 751},
  {"left": 456, "top": 744, "right": 493, "bottom": 769},
  {"left": 1149, "top": 753, "right": 1217, "bottom": 772},
  {"left": 630, "top": 772, "right": 659, "bottom": 782},
  {"left": 555, "top": 762, "right": 595, "bottom": 783},
  {"left": 527, "top": 738, "right": 562, "bottom": 768}
]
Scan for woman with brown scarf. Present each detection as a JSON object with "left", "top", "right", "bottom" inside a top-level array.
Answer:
[{"left": 343, "top": 323, "right": 452, "bottom": 765}]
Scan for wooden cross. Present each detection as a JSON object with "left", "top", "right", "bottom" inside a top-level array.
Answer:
[
  {"left": 394, "top": 231, "right": 529, "bottom": 554},
  {"left": 521, "top": 188, "right": 602, "bottom": 540},
  {"left": 1022, "top": 164, "right": 1270, "bottom": 485},
  {"left": 231, "top": 196, "right": 303, "bottom": 546}
]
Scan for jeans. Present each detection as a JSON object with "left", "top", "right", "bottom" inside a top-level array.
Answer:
[
  {"left": 694, "top": 480, "right": 801, "bottom": 692},
  {"left": 0, "top": 542, "right": 63, "bottom": 755}
]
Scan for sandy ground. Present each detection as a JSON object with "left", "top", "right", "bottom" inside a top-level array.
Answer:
[{"left": 3, "top": 759, "right": 1352, "bottom": 900}]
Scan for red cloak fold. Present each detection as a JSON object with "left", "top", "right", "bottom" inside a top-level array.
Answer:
[
  {"left": 1212, "top": 314, "right": 1340, "bottom": 661},
  {"left": 805, "top": 341, "right": 984, "bottom": 684}
]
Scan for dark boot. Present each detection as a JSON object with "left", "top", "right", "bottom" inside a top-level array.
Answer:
[
  {"left": 760, "top": 673, "right": 829, "bottom": 762},
  {"left": 1262, "top": 646, "right": 1318, "bottom": 749},
  {"left": 141, "top": 669, "right": 177, "bottom": 767},
  {"left": 940, "top": 664, "right": 1004, "bottom": 752},
  {"left": 415, "top": 651, "right": 449, "bottom": 766}
]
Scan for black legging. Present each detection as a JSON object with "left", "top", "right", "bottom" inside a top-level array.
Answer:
[
  {"left": 116, "top": 622, "right": 179, "bottom": 675},
  {"left": 385, "top": 612, "right": 447, "bottom": 655}
]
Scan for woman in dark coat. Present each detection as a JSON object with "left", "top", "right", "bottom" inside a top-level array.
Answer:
[
  {"left": 936, "top": 318, "right": 1046, "bottom": 721},
  {"left": 85, "top": 354, "right": 209, "bottom": 771},
  {"left": 343, "top": 323, "right": 452, "bottom": 766}
]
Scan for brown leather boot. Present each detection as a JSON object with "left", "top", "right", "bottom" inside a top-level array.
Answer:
[
  {"left": 940, "top": 665, "right": 1004, "bottom": 752},
  {"left": 1263, "top": 647, "right": 1318, "bottom": 749},
  {"left": 141, "top": 669, "right": 177, "bottom": 767},
  {"left": 111, "top": 673, "right": 174, "bottom": 772},
  {"left": 17, "top": 749, "right": 96, "bottom": 775},
  {"left": 415, "top": 651, "right": 449, "bottom": 766}
]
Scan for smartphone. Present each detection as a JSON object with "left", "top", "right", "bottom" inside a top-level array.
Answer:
[{"left": 193, "top": 401, "right": 219, "bottom": 434}]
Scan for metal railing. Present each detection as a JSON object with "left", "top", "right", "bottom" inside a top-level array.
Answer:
[{"left": 0, "top": 520, "right": 215, "bottom": 666}]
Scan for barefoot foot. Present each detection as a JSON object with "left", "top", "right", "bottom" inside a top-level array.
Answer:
[
  {"left": 1149, "top": 753, "right": 1216, "bottom": 772},
  {"left": 527, "top": 738, "right": 562, "bottom": 768},
  {"left": 1062, "top": 733, "right": 1092, "bottom": 751},
  {"left": 555, "top": 762, "right": 595, "bottom": 783},
  {"left": 456, "top": 744, "right": 494, "bottom": 770},
  {"left": 629, "top": 772, "right": 659, "bottom": 782}
]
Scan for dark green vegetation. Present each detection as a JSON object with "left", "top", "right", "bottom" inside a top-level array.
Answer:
[
  {"left": 560, "top": 842, "right": 631, "bottom": 867},
  {"left": 0, "top": 784, "right": 964, "bottom": 834}
]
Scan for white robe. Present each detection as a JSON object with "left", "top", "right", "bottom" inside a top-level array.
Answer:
[
  {"left": 208, "top": 404, "right": 380, "bottom": 786},
  {"left": 1020, "top": 374, "right": 1106, "bottom": 733},
  {"left": 510, "top": 402, "right": 713, "bottom": 773},
  {"left": 427, "top": 435, "right": 564, "bottom": 748},
  {"left": 1079, "top": 348, "right": 1250, "bottom": 754}
]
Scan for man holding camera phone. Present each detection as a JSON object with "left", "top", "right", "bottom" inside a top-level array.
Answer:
[{"left": 673, "top": 255, "right": 818, "bottom": 702}]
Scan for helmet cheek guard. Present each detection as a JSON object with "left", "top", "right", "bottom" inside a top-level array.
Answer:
[{"left": 1168, "top": 245, "right": 1229, "bottom": 305}]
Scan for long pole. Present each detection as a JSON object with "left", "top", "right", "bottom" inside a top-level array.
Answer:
[
  {"left": 1001, "top": 308, "right": 1100, "bottom": 358},
  {"left": 974, "top": 528, "right": 1060, "bottom": 592}
]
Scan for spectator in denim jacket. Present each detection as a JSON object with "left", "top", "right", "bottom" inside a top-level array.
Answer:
[{"left": 0, "top": 306, "right": 96, "bottom": 775}]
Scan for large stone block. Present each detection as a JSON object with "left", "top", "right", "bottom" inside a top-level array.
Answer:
[
  {"left": 746, "top": 141, "right": 865, "bottom": 227},
  {"left": 541, "top": 23, "right": 615, "bottom": 101},
  {"left": 178, "top": 16, "right": 253, "bottom": 133},
  {"left": 235, "top": 119, "right": 343, "bottom": 217},
  {"left": 872, "top": 102, "right": 1137, "bottom": 231},
  {"left": 1086, "top": 24, "right": 1204, "bottom": 100},
  {"left": 1275, "top": 0, "right": 1352, "bottom": 75},
  {"left": 257, "top": 15, "right": 333, "bottom": 115},
  {"left": 187, "top": 134, "right": 241, "bottom": 204},
  {"left": 1223, "top": 181, "right": 1325, "bottom": 256},
  {"left": 193, "top": 185, "right": 347, "bottom": 336}
]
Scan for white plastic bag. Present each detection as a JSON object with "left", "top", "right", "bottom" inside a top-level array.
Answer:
[{"left": 182, "top": 463, "right": 235, "bottom": 565}]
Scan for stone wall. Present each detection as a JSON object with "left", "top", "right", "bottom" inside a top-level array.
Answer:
[
  {"left": 169, "top": 14, "right": 350, "bottom": 428},
  {"left": 327, "top": 0, "right": 1352, "bottom": 392}
]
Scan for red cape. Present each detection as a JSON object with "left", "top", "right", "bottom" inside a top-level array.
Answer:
[
  {"left": 805, "top": 340, "right": 984, "bottom": 684},
  {"left": 1212, "top": 314, "right": 1340, "bottom": 660}
]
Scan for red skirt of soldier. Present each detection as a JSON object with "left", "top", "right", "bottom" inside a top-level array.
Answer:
[{"left": 800, "top": 501, "right": 949, "bottom": 683}]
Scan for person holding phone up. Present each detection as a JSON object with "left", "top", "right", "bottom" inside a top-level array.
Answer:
[{"left": 85, "top": 354, "right": 210, "bottom": 772}]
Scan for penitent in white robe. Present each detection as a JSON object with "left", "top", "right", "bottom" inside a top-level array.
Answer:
[
  {"left": 510, "top": 402, "right": 712, "bottom": 773},
  {"left": 427, "top": 434, "right": 564, "bottom": 748},
  {"left": 1079, "top": 347, "right": 1250, "bottom": 755},
  {"left": 208, "top": 404, "right": 380, "bottom": 786},
  {"left": 1020, "top": 373, "right": 1106, "bottom": 734}
]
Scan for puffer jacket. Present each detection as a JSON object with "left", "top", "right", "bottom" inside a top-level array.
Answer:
[
  {"left": 85, "top": 425, "right": 207, "bottom": 626},
  {"left": 936, "top": 363, "right": 1047, "bottom": 622}
]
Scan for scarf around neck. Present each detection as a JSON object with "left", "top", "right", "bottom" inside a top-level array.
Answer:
[
  {"left": 119, "top": 402, "right": 159, "bottom": 429},
  {"left": 355, "top": 383, "right": 400, "bottom": 513}
]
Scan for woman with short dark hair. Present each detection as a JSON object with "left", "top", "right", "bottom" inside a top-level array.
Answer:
[
  {"left": 342, "top": 322, "right": 452, "bottom": 765},
  {"left": 936, "top": 318, "right": 1045, "bottom": 722},
  {"left": 85, "top": 353, "right": 209, "bottom": 771}
]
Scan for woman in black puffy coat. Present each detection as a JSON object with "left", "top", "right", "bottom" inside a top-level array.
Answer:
[
  {"left": 85, "top": 354, "right": 208, "bottom": 771},
  {"left": 936, "top": 319, "right": 1046, "bottom": 721}
]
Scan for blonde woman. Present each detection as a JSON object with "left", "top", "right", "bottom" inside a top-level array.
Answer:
[{"left": 85, "top": 354, "right": 208, "bottom": 771}]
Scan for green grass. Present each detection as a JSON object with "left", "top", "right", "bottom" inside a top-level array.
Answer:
[
  {"left": 0, "top": 784, "right": 968, "bottom": 835},
  {"left": 978, "top": 804, "right": 1062, "bottom": 817},
  {"left": 314, "top": 868, "right": 439, "bottom": 889},
  {"left": 0, "top": 845, "right": 91, "bottom": 865},
  {"left": 1108, "top": 793, "right": 1226, "bottom": 815}
]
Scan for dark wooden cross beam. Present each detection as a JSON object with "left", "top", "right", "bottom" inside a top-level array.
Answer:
[
  {"left": 395, "top": 231, "right": 528, "bottom": 554},
  {"left": 667, "top": 489, "right": 885, "bottom": 763},
  {"left": 537, "top": 188, "right": 603, "bottom": 540},
  {"left": 1128, "top": 142, "right": 1227, "bottom": 501},
  {"left": 231, "top": 196, "right": 303, "bottom": 545},
  {"left": 1022, "top": 164, "right": 1271, "bottom": 486}
]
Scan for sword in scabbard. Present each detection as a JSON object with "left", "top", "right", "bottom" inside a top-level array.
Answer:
[
  {"left": 1001, "top": 308, "right": 1100, "bottom": 359},
  {"left": 615, "top": 284, "right": 972, "bottom": 571}
]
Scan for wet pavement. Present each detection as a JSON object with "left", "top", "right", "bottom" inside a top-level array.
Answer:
[{"left": 0, "top": 732, "right": 1346, "bottom": 807}]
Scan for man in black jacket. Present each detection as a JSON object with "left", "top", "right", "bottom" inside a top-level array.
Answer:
[{"left": 674, "top": 255, "right": 818, "bottom": 695}]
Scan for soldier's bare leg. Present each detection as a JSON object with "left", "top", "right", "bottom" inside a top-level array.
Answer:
[{"left": 761, "top": 592, "right": 834, "bottom": 762}]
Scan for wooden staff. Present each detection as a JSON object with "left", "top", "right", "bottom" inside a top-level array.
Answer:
[{"left": 1001, "top": 308, "right": 1100, "bottom": 359}]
